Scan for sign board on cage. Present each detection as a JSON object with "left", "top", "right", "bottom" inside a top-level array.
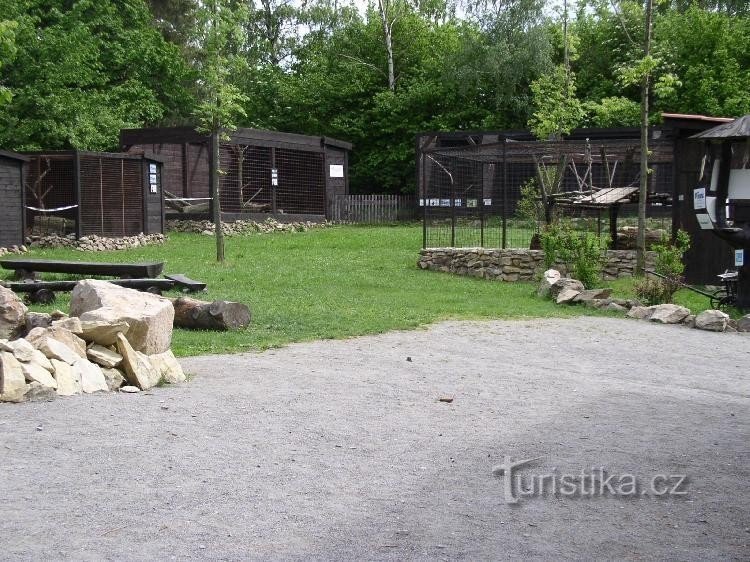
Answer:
[
  {"left": 736, "top": 249, "right": 745, "bottom": 267},
  {"left": 693, "top": 187, "right": 706, "bottom": 210},
  {"left": 483, "top": 198, "right": 492, "bottom": 206},
  {"left": 468, "top": 199, "right": 477, "bottom": 208},
  {"left": 696, "top": 213, "right": 713, "bottom": 230},
  {"left": 149, "top": 163, "right": 157, "bottom": 175},
  {"left": 271, "top": 168, "right": 278, "bottom": 186},
  {"left": 329, "top": 164, "right": 344, "bottom": 178}
]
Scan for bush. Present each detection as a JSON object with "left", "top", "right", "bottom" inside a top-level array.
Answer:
[
  {"left": 634, "top": 230, "right": 690, "bottom": 305},
  {"left": 540, "top": 224, "right": 608, "bottom": 288}
]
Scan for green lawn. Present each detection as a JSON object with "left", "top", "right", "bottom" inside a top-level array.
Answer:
[{"left": 2, "top": 224, "right": 716, "bottom": 356}]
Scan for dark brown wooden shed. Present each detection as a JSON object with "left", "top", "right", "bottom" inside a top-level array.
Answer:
[
  {"left": 119, "top": 127, "right": 351, "bottom": 221},
  {"left": 22, "top": 151, "right": 166, "bottom": 238},
  {"left": 0, "top": 150, "right": 29, "bottom": 248}
]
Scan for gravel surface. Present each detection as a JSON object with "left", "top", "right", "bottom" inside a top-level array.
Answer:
[{"left": 1, "top": 317, "right": 749, "bottom": 561}]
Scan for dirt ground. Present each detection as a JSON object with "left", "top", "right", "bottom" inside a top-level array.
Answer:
[{"left": 1, "top": 317, "right": 749, "bottom": 561}]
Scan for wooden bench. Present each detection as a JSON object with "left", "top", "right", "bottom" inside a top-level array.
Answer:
[{"left": 0, "top": 258, "right": 165, "bottom": 278}]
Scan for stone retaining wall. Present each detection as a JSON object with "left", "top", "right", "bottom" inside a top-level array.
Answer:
[{"left": 418, "top": 248, "right": 656, "bottom": 282}]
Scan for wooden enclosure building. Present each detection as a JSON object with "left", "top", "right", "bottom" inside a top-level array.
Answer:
[
  {"left": 119, "top": 127, "right": 351, "bottom": 221},
  {"left": 0, "top": 151, "right": 29, "bottom": 247}
]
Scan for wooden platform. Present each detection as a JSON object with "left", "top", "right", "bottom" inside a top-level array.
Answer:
[{"left": 0, "top": 258, "right": 164, "bottom": 278}]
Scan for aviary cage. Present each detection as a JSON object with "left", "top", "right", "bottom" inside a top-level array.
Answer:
[
  {"left": 22, "top": 151, "right": 165, "bottom": 238},
  {"left": 119, "top": 127, "right": 352, "bottom": 221},
  {"left": 417, "top": 133, "right": 674, "bottom": 249}
]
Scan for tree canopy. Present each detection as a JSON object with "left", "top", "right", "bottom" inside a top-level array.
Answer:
[{"left": 0, "top": 0, "right": 748, "bottom": 192}]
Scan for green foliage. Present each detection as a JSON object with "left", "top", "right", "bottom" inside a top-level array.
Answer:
[
  {"left": 192, "top": 0, "right": 248, "bottom": 137},
  {"left": 583, "top": 96, "right": 640, "bottom": 127},
  {"left": 0, "top": 0, "right": 194, "bottom": 151},
  {"left": 0, "top": 19, "right": 16, "bottom": 106},
  {"left": 515, "top": 178, "right": 543, "bottom": 229},
  {"left": 634, "top": 229, "right": 690, "bottom": 304},
  {"left": 528, "top": 64, "right": 584, "bottom": 140},
  {"left": 540, "top": 224, "right": 608, "bottom": 288}
]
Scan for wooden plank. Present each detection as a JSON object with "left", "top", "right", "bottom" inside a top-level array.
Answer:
[
  {"left": 164, "top": 274, "right": 207, "bottom": 292},
  {"left": 3, "top": 278, "right": 175, "bottom": 293},
  {"left": 0, "top": 258, "right": 164, "bottom": 278}
]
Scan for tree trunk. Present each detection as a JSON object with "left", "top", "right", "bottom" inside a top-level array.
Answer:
[
  {"left": 172, "top": 296, "right": 251, "bottom": 330},
  {"left": 378, "top": 0, "right": 396, "bottom": 91},
  {"left": 211, "top": 130, "right": 225, "bottom": 262},
  {"left": 636, "top": 0, "right": 653, "bottom": 276}
]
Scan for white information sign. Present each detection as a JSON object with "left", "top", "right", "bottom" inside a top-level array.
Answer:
[
  {"left": 329, "top": 164, "right": 344, "bottom": 178},
  {"left": 696, "top": 213, "right": 713, "bottom": 230},
  {"left": 693, "top": 187, "right": 706, "bottom": 210},
  {"left": 736, "top": 249, "right": 745, "bottom": 267}
]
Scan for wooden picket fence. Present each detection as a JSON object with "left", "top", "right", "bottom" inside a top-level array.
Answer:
[{"left": 331, "top": 194, "right": 417, "bottom": 223}]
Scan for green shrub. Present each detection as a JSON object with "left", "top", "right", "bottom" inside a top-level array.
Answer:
[
  {"left": 634, "top": 229, "right": 690, "bottom": 305},
  {"left": 540, "top": 224, "right": 608, "bottom": 288}
]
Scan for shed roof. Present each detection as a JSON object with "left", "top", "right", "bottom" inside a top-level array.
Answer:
[
  {"left": 120, "top": 126, "right": 352, "bottom": 152},
  {"left": 690, "top": 115, "right": 750, "bottom": 140},
  {"left": 0, "top": 150, "right": 30, "bottom": 162}
]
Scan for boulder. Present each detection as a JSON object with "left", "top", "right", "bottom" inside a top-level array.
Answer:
[
  {"left": 116, "top": 333, "right": 160, "bottom": 390},
  {"left": 0, "top": 286, "right": 27, "bottom": 339},
  {"left": 6, "top": 339, "right": 54, "bottom": 372},
  {"left": 149, "top": 350, "right": 186, "bottom": 384},
  {"left": 50, "top": 310, "right": 68, "bottom": 321},
  {"left": 24, "top": 382, "right": 57, "bottom": 402},
  {"left": 649, "top": 304, "right": 691, "bottom": 324},
  {"left": 21, "top": 360, "right": 57, "bottom": 389},
  {"left": 33, "top": 337, "right": 79, "bottom": 366},
  {"left": 605, "top": 302, "right": 627, "bottom": 312},
  {"left": 0, "top": 351, "right": 27, "bottom": 402},
  {"left": 74, "top": 358, "right": 108, "bottom": 394},
  {"left": 549, "top": 278, "right": 585, "bottom": 300},
  {"left": 627, "top": 306, "right": 653, "bottom": 320},
  {"left": 87, "top": 344, "right": 123, "bottom": 369},
  {"left": 71, "top": 280, "right": 173, "bottom": 354},
  {"left": 572, "top": 288, "right": 613, "bottom": 304},
  {"left": 537, "top": 269, "right": 562, "bottom": 298},
  {"left": 120, "top": 385, "right": 140, "bottom": 393},
  {"left": 695, "top": 309, "right": 729, "bottom": 332},
  {"left": 25, "top": 312, "right": 52, "bottom": 331},
  {"left": 51, "top": 359, "right": 81, "bottom": 396},
  {"left": 682, "top": 314, "right": 696, "bottom": 329},
  {"left": 737, "top": 314, "right": 750, "bottom": 333},
  {"left": 101, "top": 368, "right": 125, "bottom": 392},
  {"left": 78, "top": 319, "right": 129, "bottom": 346},
  {"left": 556, "top": 287, "right": 581, "bottom": 304},
  {"left": 26, "top": 326, "right": 86, "bottom": 359},
  {"left": 51, "top": 317, "right": 83, "bottom": 335}
]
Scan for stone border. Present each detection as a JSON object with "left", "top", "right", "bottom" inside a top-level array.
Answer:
[
  {"left": 25, "top": 233, "right": 166, "bottom": 252},
  {"left": 418, "top": 248, "right": 657, "bottom": 282}
]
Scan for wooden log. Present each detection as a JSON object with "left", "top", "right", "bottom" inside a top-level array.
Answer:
[
  {"left": 171, "top": 297, "right": 251, "bottom": 330},
  {"left": 0, "top": 258, "right": 164, "bottom": 278},
  {"left": 3, "top": 278, "right": 175, "bottom": 293}
]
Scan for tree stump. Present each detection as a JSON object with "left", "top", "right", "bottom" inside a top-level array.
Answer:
[{"left": 171, "top": 297, "right": 251, "bottom": 330}]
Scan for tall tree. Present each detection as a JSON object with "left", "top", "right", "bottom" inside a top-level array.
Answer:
[
  {"left": 636, "top": 0, "right": 654, "bottom": 275},
  {"left": 192, "top": 0, "right": 248, "bottom": 262}
]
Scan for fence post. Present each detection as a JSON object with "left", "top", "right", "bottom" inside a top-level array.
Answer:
[{"left": 502, "top": 140, "right": 508, "bottom": 249}]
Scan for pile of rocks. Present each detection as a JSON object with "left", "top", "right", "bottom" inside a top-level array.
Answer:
[
  {"left": 0, "top": 280, "right": 185, "bottom": 404},
  {"left": 615, "top": 226, "right": 668, "bottom": 250},
  {"left": 25, "top": 233, "right": 166, "bottom": 252},
  {"left": 0, "top": 245, "right": 27, "bottom": 257},
  {"left": 540, "top": 268, "right": 750, "bottom": 333},
  {"left": 167, "top": 218, "right": 332, "bottom": 236}
]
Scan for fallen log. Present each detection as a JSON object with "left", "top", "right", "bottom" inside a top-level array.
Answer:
[{"left": 171, "top": 297, "right": 251, "bottom": 330}]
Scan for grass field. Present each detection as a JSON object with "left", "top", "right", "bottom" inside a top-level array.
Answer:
[{"left": 2, "top": 224, "right": 716, "bottom": 357}]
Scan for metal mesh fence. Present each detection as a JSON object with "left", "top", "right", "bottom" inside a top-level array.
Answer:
[
  {"left": 219, "top": 144, "right": 326, "bottom": 216},
  {"left": 420, "top": 139, "right": 674, "bottom": 249},
  {"left": 24, "top": 154, "right": 77, "bottom": 237}
]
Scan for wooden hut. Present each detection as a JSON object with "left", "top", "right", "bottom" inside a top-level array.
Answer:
[
  {"left": 0, "top": 150, "right": 29, "bottom": 248},
  {"left": 119, "top": 127, "right": 352, "bottom": 221},
  {"left": 22, "top": 151, "right": 166, "bottom": 238}
]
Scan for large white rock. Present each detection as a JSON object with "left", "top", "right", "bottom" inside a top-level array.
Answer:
[
  {"left": 537, "top": 269, "right": 562, "bottom": 298},
  {"left": 51, "top": 359, "right": 81, "bottom": 396},
  {"left": 556, "top": 287, "right": 581, "bottom": 304},
  {"left": 695, "top": 309, "right": 729, "bottom": 332},
  {"left": 7, "top": 339, "right": 54, "bottom": 372},
  {"left": 21, "top": 360, "right": 57, "bottom": 389},
  {"left": 71, "top": 280, "right": 173, "bottom": 354},
  {"left": 78, "top": 319, "right": 130, "bottom": 347},
  {"left": 627, "top": 306, "right": 653, "bottom": 320},
  {"left": 149, "top": 350, "right": 186, "bottom": 384},
  {"left": 34, "top": 337, "right": 79, "bottom": 366},
  {"left": 74, "top": 358, "right": 108, "bottom": 394},
  {"left": 649, "top": 304, "right": 691, "bottom": 324},
  {"left": 549, "top": 278, "right": 586, "bottom": 299},
  {"left": 87, "top": 344, "right": 123, "bottom": 369},
  {"left": 0, "top": 351, "right": 27, "bottom": 402},
  {"left": 116, "top": 333, "right": 160, "bottom": 390},
  {"left": 26, "top": 326, "right": 87, "bottom": 359},
  {"left": 0, "top": 286, "right": 27, "bottom": 340},
  {"left": 101, "top": 368, "right": 125, "bottom": 392}
]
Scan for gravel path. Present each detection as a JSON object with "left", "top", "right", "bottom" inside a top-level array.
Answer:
[{"left": 1, "top": 317, "right": 749, "bottom": 561}]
